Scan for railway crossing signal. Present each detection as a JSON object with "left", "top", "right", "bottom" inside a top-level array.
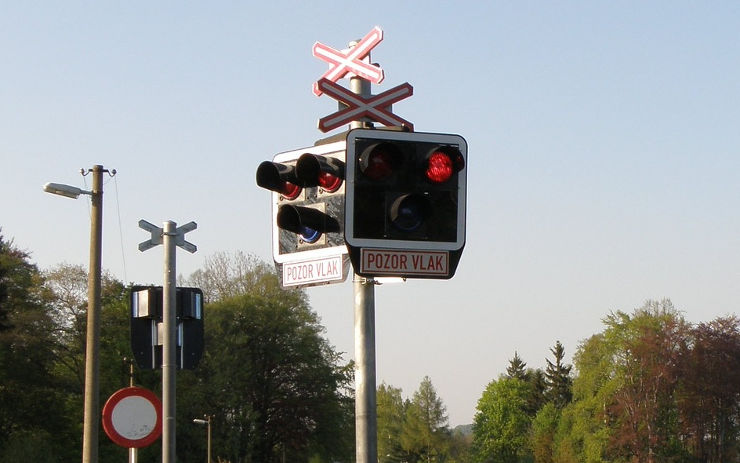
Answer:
[
  {"left": 344, "top": 129, "right": 467, "bottom": 279},
  {"left": 256, "top": 140, "right": 350, "bottom": 288}
]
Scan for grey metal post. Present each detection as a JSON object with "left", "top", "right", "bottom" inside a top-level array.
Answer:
[
  {"left": 349, "top": 41, "right": 378, "bottom": 463},
  {"left": 82, "top": 165, "right": 104, "bottom": 463},
  {"left": 162, "top": 221, "right": 177, "bottom": 463},
  {"left": 127, "top": 359, "right": 137, "bottom": 463}
]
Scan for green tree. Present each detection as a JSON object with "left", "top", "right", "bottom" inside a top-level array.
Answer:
[
  {"left": 530, "top": 402, "right": 559, "bottom": 463},
  {"left": 0, "top": 233, "right": 69, "bottom": 461},
  {"left": 507, "top": 351, "right": 528, "bottom": 380},
  {"left": 472, "top": 377, "right": 532, "bottom": 463},
  {"left": 553, "top": 300, "right": 690, "bottom": 463},
  {"left": 544, "top": 341, "right": 572, "bottom": 409},
  {"left": 179, "top": 259, "right": 353, "bottom": 463},
  {"left": 378, "top": 382, "right": 407, "bottom": 463},
  {"left": 401, "top": 376, "right": 451, "bottom": 463}
]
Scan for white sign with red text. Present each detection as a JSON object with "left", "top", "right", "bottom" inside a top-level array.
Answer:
[
  {"left": 283, "top": 255, "right": 345, "bottom": 287},
  {"left": 360, "top": 249, "right": 449, "bottom": 277}
]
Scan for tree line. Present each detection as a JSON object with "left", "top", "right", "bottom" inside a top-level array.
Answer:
[
  {"left": 471, "top": 300, "right": 740, "bottom": 463},
  {"left": 2, "top": 230, "right": 739, "bottom": 462},
  {"left": 0, "top": 236, "right": 354, "bottom": 462}
]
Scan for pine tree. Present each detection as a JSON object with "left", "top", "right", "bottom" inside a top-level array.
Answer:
[
  {"left": 506, "top": 351, "right": 527, "bottom": 380},
  {"left": 545, "top": 340, "right": 572, "bottom": 408}
]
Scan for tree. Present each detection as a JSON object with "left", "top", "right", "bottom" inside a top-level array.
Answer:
[
  {"left": 401, "top": 376, "right": 451, "bottom": 463},
  {"left": 506, "top": 351, "right": 547, "bottom": 418},
  {"left": 472, "top": 377, "right": 532, "bottom": 463},
  {"left": 530, "top": 402, "right": 559, "bottom": 463},
  {"left": 0, "top": 233, "right": 70, "bottom": 461},
  {"left": 545, "top": 341, "right": 572, "bottom": 409},
  {"left": 184, "top": 250, "right": 280, "bottom": 303},
  {"left": 605, "top": 301, "right": 688, "bottom": 463},
  {"left": 179, "top": 265, "right": 353, "bottom": 463},
  {"left": 507, "top": 351, "right": 528, "bottom": 380},
  {"left": 377, "top": 382, "right": 407, "bottom": 463},
  {"left": 677, "top": 316, "right": 740, "bottom": 463},
  {"left": 552, "top": 300, "right": 690, "bottom": 463}
]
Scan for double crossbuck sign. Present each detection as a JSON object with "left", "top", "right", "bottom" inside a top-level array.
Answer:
[{"left": 313, "top": 26, "right": 413, "bottom": 133}]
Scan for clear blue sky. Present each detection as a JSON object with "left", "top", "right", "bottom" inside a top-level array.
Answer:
[{"left": 2, "top": 2, "right": 739, "bottom": 426}]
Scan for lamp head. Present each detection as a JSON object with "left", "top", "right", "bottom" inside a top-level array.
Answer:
[{"left": 43, "top": 182, "right": 90, "bottom": 199}]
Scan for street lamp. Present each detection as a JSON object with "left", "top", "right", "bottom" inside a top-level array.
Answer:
[
  {"left": 193, "top": 415, "right": 212, "bottom": 463},
  {"left": 44, "top": 165, "right": 114, "bottom": 463}
]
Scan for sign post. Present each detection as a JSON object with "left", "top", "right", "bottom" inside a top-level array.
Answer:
[{"left": 138, "top": 220, "right": 197, "bottom": 463}]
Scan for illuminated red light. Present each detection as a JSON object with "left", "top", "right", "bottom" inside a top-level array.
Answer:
[{"left": 426, "top": 151, "right": 454, "bottom": 183}]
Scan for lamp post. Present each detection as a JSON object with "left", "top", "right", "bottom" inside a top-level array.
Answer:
[
  {"left": 43, "top": 165, "right": 113, "bottom": 463},
  {"left": 193, "top": 415, "right": 212, "bottom": 463}
]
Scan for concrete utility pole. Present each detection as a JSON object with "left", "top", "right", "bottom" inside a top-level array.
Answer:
[
  {"left": 44, "top": 165, "right": 112, "bottom": 463},
  {"left": 83, "top": 165, "right": 104, "bottom": 463}
]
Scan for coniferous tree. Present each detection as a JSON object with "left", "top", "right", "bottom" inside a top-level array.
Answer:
[
  {"left": 401, "top": 376, "right": 450, "bottom": 463},
  {"left": 545, "top": 340, "right": 572, "bottom": 408},
  {"left": 506, "top": 351, "right": 527, "bottom": 380}
]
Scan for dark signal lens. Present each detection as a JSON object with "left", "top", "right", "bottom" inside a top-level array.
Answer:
[
  {"left": 299, "top": 226, "right": 321, "bottom": 243},
  {"left": 282, "top": 182, "right": 301, "bottom": 200},
  {"left": 390, "top": 194, "right": 429, "bottom": 232},
  {"left": 359, "top": 142, "right": 401, "bottom": 181},
  {"left": 318, "top": 172, "right": 342, "bottom": 192}
]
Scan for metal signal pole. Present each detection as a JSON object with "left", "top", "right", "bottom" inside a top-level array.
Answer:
[
  {"left": 138, "top": 219, "right": 197, "bottom": 463},
  {"left": 349, "top": 41, "right": 378, "bottom": 463}
]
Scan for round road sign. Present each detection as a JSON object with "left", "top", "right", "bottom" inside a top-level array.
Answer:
[{"left": 102, "top": 386, "right": 162, "bottom": 448}]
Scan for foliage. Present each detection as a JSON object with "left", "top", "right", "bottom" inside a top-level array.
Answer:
[
  {"left": 0, "top": 233, "right": 72, "bottom": 461},
  {"left": 676, "top": 315, "right": 740, "bottom": 462},
  {"left": 378, "top": 377, "right": 463, "bottom": 463},
  {"left": 545, "top": 341, "right": 572, "bottom": 409},
  {"left": 472, "top": 377, "right": 532, "bottom": 463},
  {"left": 401, "top": 376, "right": 451, "bottom": 462},
  {"left": 377, "top": 382, "right": 407, "bottom": 463},
  {"left": 177, "top": 256, "right": 354, "bottom": 463},
  {"left": 531, "top": 402, "right": 559, "bottom": 463}
]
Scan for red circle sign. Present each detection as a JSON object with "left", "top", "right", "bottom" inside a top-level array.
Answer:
[{"left": 102, "top": 386, "right": 162, "bottom": 448}]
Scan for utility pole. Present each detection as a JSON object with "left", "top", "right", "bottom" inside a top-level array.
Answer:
[{"left": 83, "top": 165, "right": 104, "bottom": 463}]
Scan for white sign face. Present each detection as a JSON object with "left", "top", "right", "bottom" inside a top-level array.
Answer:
[
  {"left": 360, "top": 249, "right": 449, "bottom": 277},
  {"left": 112, "top": 396, "right": 158, "bottom": 440},
  {"left": 283, "top": 255, "right": 344, "bottom": 287}
]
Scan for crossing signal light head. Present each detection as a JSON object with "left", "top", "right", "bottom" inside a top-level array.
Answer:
[
  {"left": 256, "top": 141, "right": 348, "bottom": 274},
  {"left": 277, "top": 204, "right": 340, "bottom": 244},
  {"left": 256, "top": 161, "right": 301, "bottom": 200},
  {"left": 344, "top": 129, "right": 467, "bottom": 279},
  {"left": 295, "top": 153, "right": 345, "bottom": 192}
]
